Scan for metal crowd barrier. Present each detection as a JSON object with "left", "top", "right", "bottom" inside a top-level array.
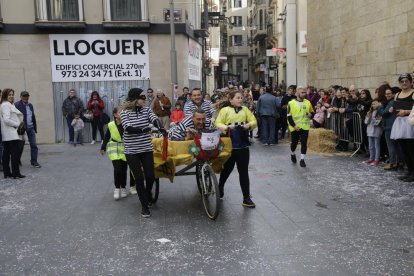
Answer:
[{"left": 325, "top": 112, "right": 363, "bottom": 157}]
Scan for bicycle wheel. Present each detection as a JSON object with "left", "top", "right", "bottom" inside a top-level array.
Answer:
[
  {"left": 200, "top": 163, "right": 220, "bottom": 220},
  {"left": 151, "top": 178, "right": 160, "bottom": 203}
]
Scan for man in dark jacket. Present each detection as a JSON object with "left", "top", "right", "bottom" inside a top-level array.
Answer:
[
  {"left": 15, "top": 91, "right": 41, "bottom": 168},
  {"left": 62, "top": 89, "right": 84, "bottom": 144},
  {"left": 280, "top": 85, "right": 297, "bottom": 139},
  {"left": 257, "top": 87, "right": 280, "bottom": 145}
]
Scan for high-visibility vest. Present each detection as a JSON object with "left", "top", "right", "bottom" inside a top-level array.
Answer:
[
  {"left": 288, "top": 99, "right": 313, "bottom": 131},
  {"left": 106, "top": 121, "right": 126, "bottom": 161}
]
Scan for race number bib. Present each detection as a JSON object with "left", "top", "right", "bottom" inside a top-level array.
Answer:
[{"left": 200, "top": 130, "right": 221, "bottom": 150}]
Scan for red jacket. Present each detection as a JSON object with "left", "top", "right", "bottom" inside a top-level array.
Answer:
[
  {"left": 170, "top": 110, "right": 185, "bottom": 124},
  {"left": 87, "top": 99, "right": 105, "bottom": 117}
]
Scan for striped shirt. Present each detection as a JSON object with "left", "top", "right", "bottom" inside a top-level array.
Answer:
[
  {"left": 120, "top": 107, "right": 158, "bottom": 154},
  {"left": 168, "top": 116, "right": 214, "bottom": 141},
  {"left": 183, "top": 100, "right": 216, "bottom": 119}
]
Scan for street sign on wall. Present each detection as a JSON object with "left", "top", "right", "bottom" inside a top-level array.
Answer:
[{"left": 49, "top": 34, "right": 150, "bottom": 82}]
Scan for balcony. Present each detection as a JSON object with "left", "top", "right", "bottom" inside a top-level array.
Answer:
[
  {"left": 252, "top": 27, "right": 267, "bottom": 41},
  {"left": 227, "top": 45, "right": 249, "bottom": 56}
]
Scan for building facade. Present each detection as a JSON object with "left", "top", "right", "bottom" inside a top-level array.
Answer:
[
  {"left": 218, "top": 0, "right": 249, "bottom": 86},
  {"left": 307, "top": 0, "right": 414, "bottom": 90},
  {"left": 0, "top": 0, "right": 205, "bottom": 143}
]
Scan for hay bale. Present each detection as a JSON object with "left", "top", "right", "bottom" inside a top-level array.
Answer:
[{"left": 308, "top": 128, "right": 337, "bottom": 153}]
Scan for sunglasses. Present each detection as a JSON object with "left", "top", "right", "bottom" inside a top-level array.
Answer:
[
  {"left": 399, "top": 79, "right": 411, "bottom": 84},
  {"left": 138, "top": 95, "right": 146, "bottom": 100}
]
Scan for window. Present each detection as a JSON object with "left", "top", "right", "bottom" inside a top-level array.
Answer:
[
  {"left": 103, "top": 0, "right": 148, "bottom": 23},
  {"left": 233, "top": 35, "right": 243, "bottom": 46},
  {"left": 259, "top": 9, "right": 263, "bottom": 30},
  {"left": 222, "top": 2, "right": 227, "bottom": 13},
  {"left": 110, "top": 0, "right": 141, "bottom": 20},
  {"left": 48, "top": 0, "right": 79, "bottom": 20},
  {"left": 232, "top": 16, "right": 242, "bottom": 27},
  {"left": 233, "top": 0, "right": 242, "bottom": 8},
  {"left": 35, "top": 0, "right": 83, "bottom": 22}
]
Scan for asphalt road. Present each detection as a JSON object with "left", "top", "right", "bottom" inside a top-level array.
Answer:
[{"left": 0, "top": 139, "right": 413, "bottom": 275}]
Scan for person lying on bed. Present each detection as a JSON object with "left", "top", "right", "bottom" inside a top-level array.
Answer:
[{"left": 168, "top": 108, "right": 215, "bottom": 141}]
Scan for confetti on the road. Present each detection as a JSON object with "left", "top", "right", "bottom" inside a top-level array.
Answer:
[{"left": 156, "top": 238, "right": 171, "bottom": 244}]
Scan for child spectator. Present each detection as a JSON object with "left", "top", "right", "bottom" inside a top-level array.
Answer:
[
  {"left": 170, "top": 102, "right": 185, "bottom": 127},
  {"left": 363, "top": 99, "right": 383, "bottom": 166},
  {"left": 71, "top": 112, "right": 84, "bottom": 146},
  {"left": 312, "top": 102, "right": 325, "bottom": 128}
]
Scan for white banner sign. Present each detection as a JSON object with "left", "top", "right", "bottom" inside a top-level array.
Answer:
[
  {"left": 299, "top": 31, "right": 308, "bottom": 54},
  {"left": 188, "top": 39, "right": 202, "bottom": 81},
  {"left": 49, "top": 34, "right": 150, "bottom": 82}
]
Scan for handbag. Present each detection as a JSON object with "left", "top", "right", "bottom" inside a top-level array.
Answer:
[
  {"left": 100, "top": 112, "right": 110, "bottom": 125},
  {"left": 82, "top": 110, "right": 94, "bottom": 121},
  {"left": 17, "top": 122, "right": 26, "bottom": 135}
]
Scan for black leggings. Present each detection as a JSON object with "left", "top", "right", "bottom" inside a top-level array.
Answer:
[
  {"left": 126, "top": 152, "right": 155, "bottom": 208},
  {"left": 219, "top": 147, "right": 250, "bottom": 199},
  {"left": 290, "top": 129, "right": 309, "bottom": 154},
  {"left": 398, "top": 139, "right": 414, "bottom": 173},
  {"left": 2, "top": 140, "right": 21, "bottom": 176},
  {"left": 91, "top": 116, "right": 104, "bottom": 140},
  {"left": 112, "top": 159, "right": 135, "bottom": 188}
]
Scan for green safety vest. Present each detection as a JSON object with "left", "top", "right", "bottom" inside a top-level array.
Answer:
[
  {"left": 288, "top": 99, "right": 313, "bottom": 132},
  {"left": 106, "top": 121, "right": 126, "bottom": 161}
]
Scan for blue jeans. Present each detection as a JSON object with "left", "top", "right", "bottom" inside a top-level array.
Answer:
[
  {"left": 368, "top": 136, "right": 380, "bottom": 161},
  {"left": 26, "top": 127, "right": 38, "bottom": 162},
  {"left": 261, "top": 116, "right": 276, "bottom": 144},
  {"left": 384, "top": 130, "right": 402, "bottom": 164},
  {"left": 66, "top": 115, "right": 75, "bottom": 142},
  {"left": 18, "top": 127, "right": 38, "bottom": 163}
]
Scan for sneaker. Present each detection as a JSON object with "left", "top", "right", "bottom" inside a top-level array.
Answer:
[
  {"left": 120, "top": 188, "right": 128, "bottom": 198},
  {"left": 300, "top": 159, "right": 306, "bottom": 167},
  {"left": 90, "top": 140, "right": 96, "bottom": 145},
  {"left": 363, "top": 159, "right": 374, "bottom": 164},
  {"left": 113, "top": 188, "right": 120, "bottom": 200},
  {"left": 242, "top": 197, "right": 256, "bottom": 208},
  {"left": 31, "top": 161, "right": 41, "bottom": 168},
  {"left": 291, "top": 154, "right": 297, "bottom": 164},
  {"left": 130, "top": 186, "right": 137, "bottom": 195},
  {"left": 141, "top": 208, "right": 151, "bottom": 218},
  {"left": 370, "top": 160, "right": 379, "bottom": 166},
  {"left": 402, "top": 174, "right": 414, "bottom": 182},
  {"left": 398, "top": 173, "right": 411, "bottom": 180}
]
